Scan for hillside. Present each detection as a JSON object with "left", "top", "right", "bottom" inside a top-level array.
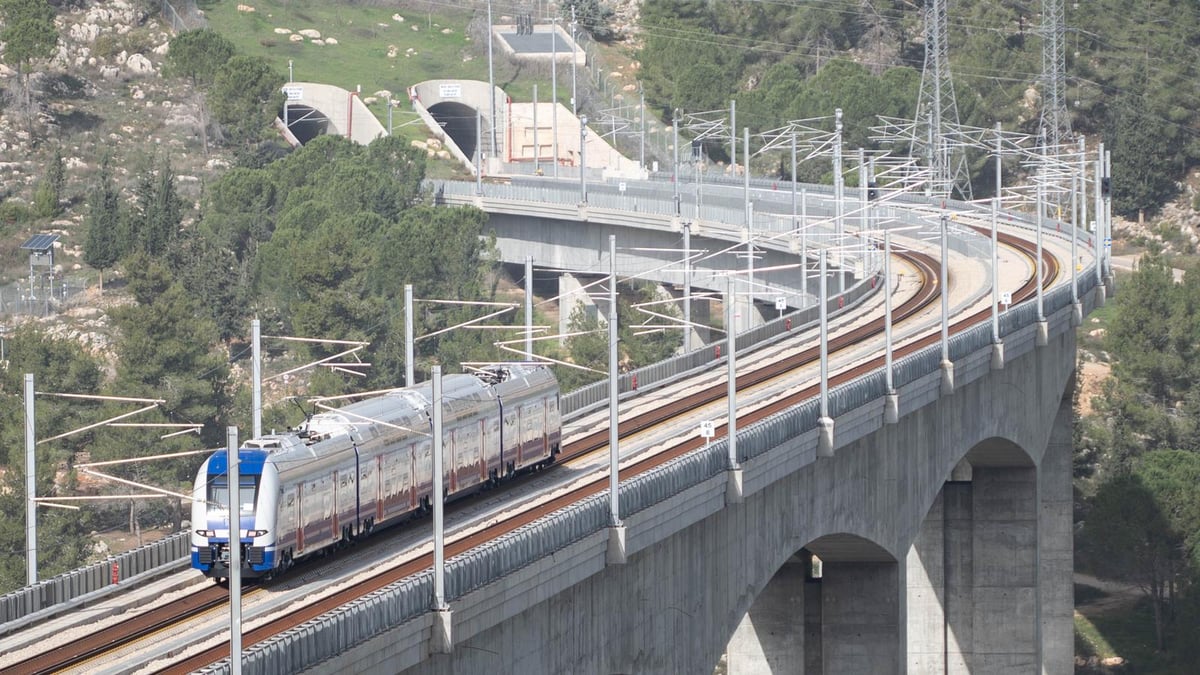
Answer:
[{"left": 2, "top": 2, "right": 1200, "bottom": 670}]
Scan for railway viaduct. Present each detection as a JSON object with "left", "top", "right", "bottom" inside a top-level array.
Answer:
[
  {"left": 0, "top": 168, "right": 1095, "bottom": 673},
  {"left": 0, "top": 83, "right": 1096, "bottom": 673},
  {"left": 229, "top": 178, "right": 1095, "bottom": 675}
]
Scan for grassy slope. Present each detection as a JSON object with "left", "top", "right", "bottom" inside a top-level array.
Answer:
[
  {"left": 202, "top": 0, "right": 481, "bottom": 132},
  {"left": 202, "top": 1, "right": 581, "bottom": 131}
]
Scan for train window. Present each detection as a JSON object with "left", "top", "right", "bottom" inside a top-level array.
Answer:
[{"left": 208, "top": 475, "right": 259, "bottom": 512}]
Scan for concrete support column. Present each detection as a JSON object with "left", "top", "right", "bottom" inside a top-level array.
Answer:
[
  {"left": 726, "top": 554, "right": 807, "bottom": 674},
  {"left": 821, "top": 561, "right": 902, "bottom": 674},
  {"left": 662, "top": 283, "right": 711, "bottom": 351},
  {"left": 906, "top": 491, "right": 946, "bottom": 673},
  {"left": 972, "top": 467, "right": 1039, "bottom": 674},
  {"left": 558, "top": 272, "right": 599, "bottom": 342},
  {"left": 804, "top": 552, "right": 823, "bottom": 674},
  {"left": 1039, "top": 391, "right": 1075, "bottom": 674},
  {"left": 943, "top": 482, "right": 974, "bottom": 674},
  {"left": 906, "top": 483, "right": 974, "bottom": 674}
]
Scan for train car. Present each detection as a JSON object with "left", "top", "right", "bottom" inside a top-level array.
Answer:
[{"left": 191, "top": 364, "right": 560, "bottom": 580}]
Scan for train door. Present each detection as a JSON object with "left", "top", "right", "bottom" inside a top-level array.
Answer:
[
  {"left": 277, "top": 486, "right": 298, "bottom": 552},
  {"left": 335, "top": 467, "right": 356, "bottom": 541},
  {"left": 330, "top": 471, "right": 339, "bottom": 545},
  {"left": 296, "top": 487, "right": 305, "bottom": 552},
  {"left": 541, "top": 396, "right": 550, "bottom": 457},
  {"left": 414, "top": 437, "right": 433, "bottom": 510},
  {"left": 502, "top": 407, "right": 519, "bottom": 475},
  {"left": 366, "top": 455, "right": 381, "bottom": 526},
  {"left": 521, "top": 403, "right": 535, "bottom": 467},
  {"left": 472, "top": 417, "right": 482, "bottom": 480},
  {"left": 447, "top": 426, "right": 458, "bottom": 494},
  {"left": 484, "top": 413, "right": 502, "bottom": 482},
  {"left": 404, "top": 444, "right": 415, "bottom": 511}
]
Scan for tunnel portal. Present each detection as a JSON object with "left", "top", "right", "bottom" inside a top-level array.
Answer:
[{"left": 428, "top": 101, "right": 480, "bottom": 160}]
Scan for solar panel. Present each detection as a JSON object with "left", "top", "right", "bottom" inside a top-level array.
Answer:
[{"left": 19, "top": 233, "right": 60, "bottom": 252}]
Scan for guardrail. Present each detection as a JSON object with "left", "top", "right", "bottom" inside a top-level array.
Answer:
[{"left": 0, "top": 530, "right": 189, "bottom": 632}]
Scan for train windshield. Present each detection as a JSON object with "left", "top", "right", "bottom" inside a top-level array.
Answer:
[{"left": 209, "top": 475, "right": 259, "bottom": 513}]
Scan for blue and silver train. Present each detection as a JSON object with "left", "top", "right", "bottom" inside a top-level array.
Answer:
[{"left": 190, "top": 364, "right": 561, "bottom": 580}]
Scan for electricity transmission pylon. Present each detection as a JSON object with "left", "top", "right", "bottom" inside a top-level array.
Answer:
[
  {"left": 1039, "top": 0, "right": 1072, "bottom": 159},
  {"left": 913, "top": 0, "right": 971, "bottom": 199}
]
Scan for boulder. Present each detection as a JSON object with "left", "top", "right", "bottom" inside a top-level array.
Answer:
[
  {"left": 70, "top": 22, "right": 100, "bottom": 43},
  {"left": 126, "top": 53, "right": 154, "bottom": 75}
]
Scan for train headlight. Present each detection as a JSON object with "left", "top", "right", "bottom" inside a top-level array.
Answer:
[
  {"left": 196, "top": 529, "right": 215, "bottom": 537},
  {"left": 247, "top": 530, "right": 269, "bottom": 537}
]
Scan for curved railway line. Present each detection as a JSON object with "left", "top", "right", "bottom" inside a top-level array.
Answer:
[{"left": 7, "top": 228, "right": 1060, "bottom": 674}]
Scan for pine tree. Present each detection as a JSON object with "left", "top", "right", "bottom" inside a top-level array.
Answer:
[
  {"left": 128, "top": 157, "right": 185, "bottom": 257},
  {"left": 82, "top": 156, "right": 123, "bottom": 293},
  {"left": 33, "top": 147, "right": 65, "bottom": 218}
]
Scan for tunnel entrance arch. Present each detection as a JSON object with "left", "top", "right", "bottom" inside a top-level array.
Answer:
[
  {"left": 427, "top": 101, "right": 480, "bottom": 161},
  {"left": 279, "top": 104, "right": 331, "bottom": 145}
]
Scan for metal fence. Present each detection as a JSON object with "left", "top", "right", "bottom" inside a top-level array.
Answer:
[
  {"left": 160, "top": 0, "right": 207, "bottom": 33},
  {"left": 0, "top": 278, "right": 89, "bottom": 320},
  {"left": 0, "top": 531, "right": 190, "bottom": 632}
]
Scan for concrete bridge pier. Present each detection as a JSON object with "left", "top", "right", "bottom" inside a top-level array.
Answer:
[
  {"left": 725, "top": 388, "right": 1074, "bottom": 675},
  {"left": 559, "top": 272, "right": 602, "bottom": 341},
  {"left": 816, "top": 558, "right": 902, "bottom": 674},
  {"left": 661, "top": 284, "right": 713, "bottom": 351},
  {"left": 728, "top": 543, "right": 905, "bottom": 675},
  {"left": 970, "top": 465, "right": 1040, "bottom": 672}
]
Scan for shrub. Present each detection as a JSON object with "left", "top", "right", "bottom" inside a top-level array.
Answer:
[{"left": 0, "top": 200, "right": 32, "bottom": 226}]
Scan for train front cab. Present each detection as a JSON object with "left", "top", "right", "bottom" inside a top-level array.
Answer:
[{"left": 190, "top": 448, "right": 279, "bottom": 579}]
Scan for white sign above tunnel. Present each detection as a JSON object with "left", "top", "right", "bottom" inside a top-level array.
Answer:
[
  {"left": 439, "top": 83, "right": 462, "bottom": 98},
  {"left": 282, "top": 86, "right": 303, "bottom": 101}
]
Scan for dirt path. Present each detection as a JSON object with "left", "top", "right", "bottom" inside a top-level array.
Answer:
[{"left": 1076, "top": 572, "right": 1143, "bottom": 617}]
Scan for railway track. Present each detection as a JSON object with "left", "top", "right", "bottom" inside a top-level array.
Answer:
[{"left": 6, "top": 229, "right": 1058, "bottom": 674}]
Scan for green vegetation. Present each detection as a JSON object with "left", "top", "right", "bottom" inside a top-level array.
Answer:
[
  {"left": 556, "top": 282, "right": 683, "bottom": 392},
  {"left": 200, "top": 0, "right": 483, "bottom": 121},
  {"left": 634, "top": 1, "right": 1200, "bottom": 214},
  {"left": 1085, "top": 597, "right": 1200, "bottom": 674},
  {"left": 164, "top": 27, "right": 235, "bottom": 85},
  {"left": 1076, "top": 256, "right": 1200, "bottom": 667},
  {"left": 0, "top": 0, "right": 58, "bottom": 123},
  {"left": 0, "top": 325, "right": 104, "bottom": 589},
  {"left": 1075, "top": 612, "right": 1118, "bottom": 661}
]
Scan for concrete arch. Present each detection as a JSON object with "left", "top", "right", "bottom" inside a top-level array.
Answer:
[
  {"left": 805, "top": 532, "right": 896, "bottom": 563},
  {"left": 726, "top": 534, "right": 900, "bottom": 674},
  {"left": 964, "top": 435, "right": 1036, "bottom": 468}
]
